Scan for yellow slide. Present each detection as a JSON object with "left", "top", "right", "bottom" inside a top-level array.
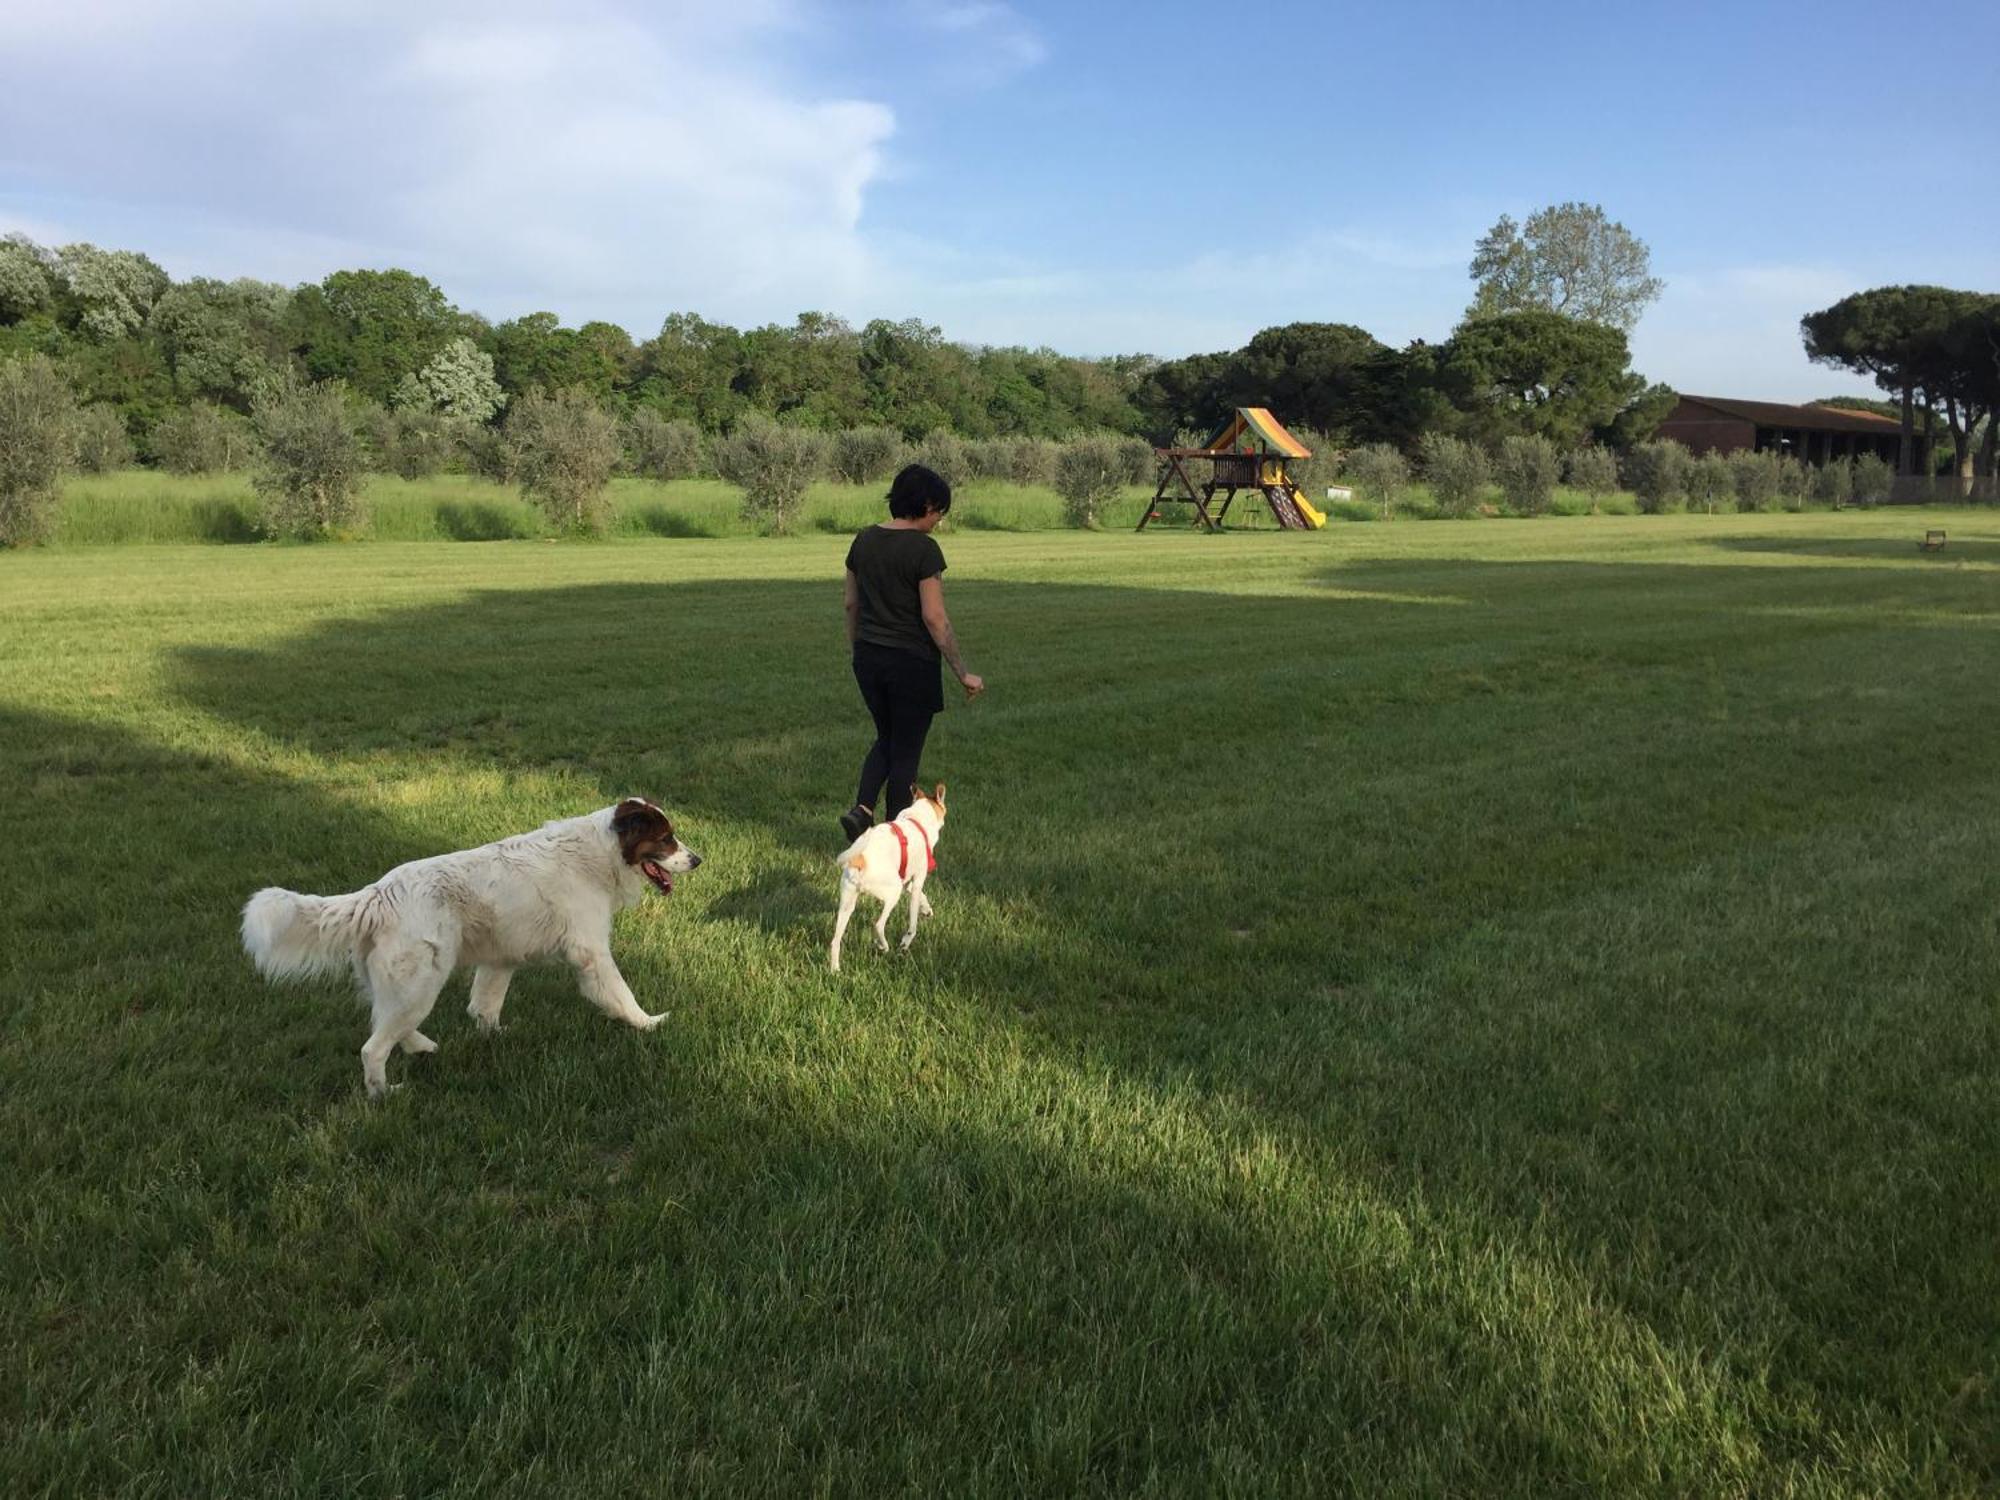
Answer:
[{"left": 1288, "top": 484, "right": 1327, "bottom": 529}]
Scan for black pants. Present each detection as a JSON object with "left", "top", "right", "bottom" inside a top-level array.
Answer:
[{"left": 852, "top": 641, "right": 943, "bottom": 819}]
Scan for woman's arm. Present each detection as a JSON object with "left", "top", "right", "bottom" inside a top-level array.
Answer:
[
  {"left": 843, "top": 569, "right": 860, "bottom": 645},
  {"left": 919, "top": 575, "right": 984, "bottom": 698}
]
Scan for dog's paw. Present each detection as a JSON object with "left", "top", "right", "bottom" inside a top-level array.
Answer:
[
  {"left": 400, "top": 1030, "right": 439, "bottom": 1055},
  {"left": 899, "top": 932, "right": 916, "bottom": 951},
  {"left": 635, "top": 1010, "right": 669, "bottom": 1031}
]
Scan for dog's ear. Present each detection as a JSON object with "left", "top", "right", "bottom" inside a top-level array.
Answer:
[
  {"left": 932, "top": 781, "right": 946, "bottom": 807},
  {"left": 909, "top": 782, "right": 925, "bottom": 806},
  {"left": 612, "top": 798, "right": 668, "bottom": 860}
]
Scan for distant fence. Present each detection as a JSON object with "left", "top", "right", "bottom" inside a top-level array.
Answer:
[{"left": 1885, "top": 474, "right": 1999, "bottom": 505}]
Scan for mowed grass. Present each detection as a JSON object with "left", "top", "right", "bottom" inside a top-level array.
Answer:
[{"left": 3, "top": 512, "right": 1999, "bottom": 1495}]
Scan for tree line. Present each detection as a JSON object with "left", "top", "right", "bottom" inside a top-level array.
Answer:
[{"left": 0, "top": 203, "right": 1676, "bottom": 464}]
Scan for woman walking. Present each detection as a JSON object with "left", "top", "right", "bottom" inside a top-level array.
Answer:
[{"left": 840, "top": 463, "right": 984, "bottom": 841}]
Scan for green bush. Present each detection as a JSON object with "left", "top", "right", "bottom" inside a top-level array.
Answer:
[
  {"left": 1340, "top": 443, "right": 1409, "bottom": 520},
  {"left": 1727, "top": 449, "right": 1778, "bottom": 512},
  {"left": 391, "top": 409, "right": 463, "bottom": 480},
  {"left": 73, "top": 403, "right": 135, "bottom": 474},
  {"left": 1813, "top": 458, "right": 1854, "bottom": 508},
  {"left": 1624, "top": 439, "right": 1689, "bottom": 514},
  {"left": 0, "top": 354, "right": 79, "bottom": 545},
  {"left": 714, "top": 417, "right": 830, "bottom": 534},
  {"left": 1006, "top": 438, "right": 1059, "bottom": 488},
  {"left": 1564, "top": 445, "right": 1619, "bottom": 511},
  {"left": 1284, "top": 427, "right": 1338, "bottom": 496},
  {"left": 1853, "top": 454, "right": 1893, "bottom": 507},
  {"left": 1493, "top": 434, "right": 1560, "bottom": 515},
  {"left": 1054, "top": 434, "right": 1125, "bottom": 528},
  {"left": 462, "top": 424, "right": 515, "bottom": 485},
  {"left": 912, "top": 430, "right": 969, "bottom": 489},
  {"left": 251, "top": 378, "right": 368, "bottom": 539},
  {"left": 151, "top": 402, "right": 252, "bottom": 474},
  {"left": 1685, "top": 452, "right": 1733, "bottom": 515},
  {"left": 505, "top": 387, "right": 623, "bottom": 533},
  {"left": 1115, "top": 435, "right": 1156, "bottom": 486},
  {"left": 1418, "top": 432, "right": 1489, "bottom": 517},
  {"left": 966, "top": 438, "right": 1014, "bottom": 481},
  {"left": 831, "top": 426, "right": 907, "bottom": 486},
  {"left": 1774, "top": 455, "right": 1811, "bottom": 512},
  {"left": 625, "top": 409, "right": 705, "bottom": 481}
]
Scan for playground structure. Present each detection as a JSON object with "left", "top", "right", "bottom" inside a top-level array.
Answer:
[{"left": 1138, "top": 407, "right": 1327, "bottom": 532}]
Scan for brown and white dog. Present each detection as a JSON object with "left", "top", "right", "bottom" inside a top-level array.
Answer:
[
  {"left": 241, "top": 799, "right": 700, "bottom": 1097},
  {"left": 830, "top": 783, "right": 946, "bottom": 972}
]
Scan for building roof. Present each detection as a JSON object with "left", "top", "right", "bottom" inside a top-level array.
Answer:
[
  {"left": 1673, "top": 395, "right": 1900, "bottom": 434},
  {"left": 1198, "top": 407, "right": 1313, "bottom": 458}
]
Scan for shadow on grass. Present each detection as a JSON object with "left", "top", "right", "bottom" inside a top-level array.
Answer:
[
  {"left": 150, "top": 558, "right": 2000, "bottom": 1483},
  {"left": 192, "top": 499, "right": 261, "bottom": 544},
  {"left": 1710, "top": 532, "right": 2000, "bottom": 564},
  {"left": 437, "top": 500, "right": 535, "bottom": 542},
  {"left": 625, "top": 503, "right": 715, "bottom": 539}
]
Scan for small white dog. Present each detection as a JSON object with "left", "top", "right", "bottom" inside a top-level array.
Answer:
[
  {"left": 241, "top": 799, "right": 700, "bottom": 1097},
  {"left": 830, "top": 782, "right": 946, "bottom": 973}
]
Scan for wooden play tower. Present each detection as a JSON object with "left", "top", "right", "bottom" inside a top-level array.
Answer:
[{"left": 1138, "top": 407, "right": 1326, "bottom": 532}]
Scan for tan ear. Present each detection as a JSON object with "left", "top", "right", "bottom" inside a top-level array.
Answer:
[{"left": 932, "top": 781, "right": 946, "bottom": 806}]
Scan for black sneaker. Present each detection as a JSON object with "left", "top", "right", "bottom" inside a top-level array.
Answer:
[{"left": 838, "top": 805, "right": 873, "bottom": 842}]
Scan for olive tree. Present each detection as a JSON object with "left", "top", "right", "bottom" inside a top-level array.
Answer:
[
  {"left": 1563, "top": 445, "right": 1619, "bottom": 513},
  {"left": 1054, "top": 434, "right": 1125, "bottom": 528},
  {"left": 1685, "top": 452, "right": 1733, "bottom": 515},
  {"left": 624, "top": 408, "right": 706, "bottom": 481},
  {"left": 1341, "top": 443, "right": 1409, "bottom": 520},
  {"left": 505, "top": 387, "right": 623, "bottom": 533},
  {"left": 1418, "top": 432, "right": 1489, "bottom": 516},
  {"left": 151, "top": 402, "right": 253, "bottom": 473},
  {"left": 912, "top": 430, "right": 969, "bottom": 489},
  {"left": 251, "top": 378, "right": 368, "bottom": 538},
  {"left": 714, "top": 416, "right": 829, "bottom": 534},
  {"left": 73, "top": 404, "right": 135, "bottom": 473},
  {"left": 0, "top": 355, "right": 80, "bottom": 545},
  {"left": 832, "top": 426, "right": 907, "bottom": 485},
  {"left": 1623, "top": 439, "right": 1689, "bottom": 514},
  {"left": 1493, "top": 434, "right": 1559, "bottom": 515}
]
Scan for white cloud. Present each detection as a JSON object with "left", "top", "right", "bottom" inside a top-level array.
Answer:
[
  {"left": 1632, "top": 263, "right": 1878, "bottom": 402},
  {"left": 0, "top": 0, "right": 893, "bottom": 330}
]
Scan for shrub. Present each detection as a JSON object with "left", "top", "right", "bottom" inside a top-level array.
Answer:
[
  {"left": 1564, "top": 445, "right": 1619, "bottom": 512},
  {"left": 391, "top": 410, "right": 463, "bottom": 480},
  {"left": 625, "top": 409, "right": 705, "bottom": 481},
  {"left": 251, "top": 377, "right": 368, "bottom": 539},
  {"left": 0, "top": 354, "right": 79, "bottom": 546},
  {"left": 1813, "top": 458, "right": 1854, "bottom": 508},
  {"left": 1418, "top": 432, "right": 1490, "bottom": 517},
  {"left": 463, "top": 424, "right": 515, "bottom": 484},
  {"left": 1624, "top": 439, "right": 1689, "bottom": 514},
  {"left": 1115, "top": 434, "right": 1156, "bottom": 486},
  {"left": 1685, "top": 452, "right": 1733, "bottom": 515},
  {"left": 73, "top": 403, "right": 134, "bottom": 474},
  {"left": 1053, "top": 434, "right": 1125, "bottom": 528},
  {"left": 505, "top": 387, "right": 623, "bottom": 533},
  {"left": 714, "top": 416, "right": 830, "bottom": 534},
  {"left": 1006, "top": 437, "right": 1058, "bottom": 488},
  {"left": 1284, "top": 428, "right": 1338, "bottom": 496},
  {"left": 912, "top": 430, "right": 969, "bottom": 489},
  {"left": 1341, "top": 443, "right": 1409, "bottom": 520},
  {"left": 1493, "top": 434, "right": 1560, "bottom": 515},
  {"left": 1774, "top": 455, "right": 1811, "bottom": 512},
  {"left": 151, "top": 401, "right": 252, "bottom": 473},
  {"left": 831, "top": 426, "right": 907, "bottom": 486},
  {"left": 1727, "top": 449, "right": 1778, "bottom": 512},
  {"left": 966, "top": 438, "right": 1015, "bottom": 481},
  {"left": 1853, "top": 453, "right": 1892, "bottom": 507}
]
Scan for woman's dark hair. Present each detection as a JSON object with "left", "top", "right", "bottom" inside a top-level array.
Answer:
[{"left": 887, "top": 463, "right": 952, "bottom": 519}]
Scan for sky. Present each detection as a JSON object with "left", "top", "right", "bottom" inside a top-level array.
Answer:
[{"left": 3, "top": 0, "right": 1997, "bottom": 401}]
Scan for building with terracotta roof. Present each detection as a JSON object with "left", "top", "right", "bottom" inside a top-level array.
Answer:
[{"left": 1654, "top": 395, "right": 1901, "bottom": 466}]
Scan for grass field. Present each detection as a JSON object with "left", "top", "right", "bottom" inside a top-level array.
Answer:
[{"left": 4, "top": 511, "right": 1998, "bottom": 1495}]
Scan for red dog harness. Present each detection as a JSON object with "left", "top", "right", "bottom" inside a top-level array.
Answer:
[{"left": 888, "top": 818, "right": 936, "bottom": 878}]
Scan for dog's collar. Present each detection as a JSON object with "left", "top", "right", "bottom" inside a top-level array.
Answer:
[{"left": 889, "top": 818, "right": 935, "bottom": 879}]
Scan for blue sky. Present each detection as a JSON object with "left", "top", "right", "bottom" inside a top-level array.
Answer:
[{"left": 3, "top": 0, "right": 1997, "bottom": 399}]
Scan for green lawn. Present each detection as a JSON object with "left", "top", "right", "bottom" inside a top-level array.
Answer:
[{"left": 3, "top": 512, "right": 1998, "bottom": 1495}]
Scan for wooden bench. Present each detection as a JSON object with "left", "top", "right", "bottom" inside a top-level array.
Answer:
[{"left": 1920, "top": 529, "right": 1946, "bottom": 553}]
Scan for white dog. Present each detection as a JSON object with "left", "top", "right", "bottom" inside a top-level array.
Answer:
[
  {"left": 241, "top": 799, "right": 700, "bottom": 1097},
  {"left": 830, "top": 783, "right": 946, "bottom": 972}
]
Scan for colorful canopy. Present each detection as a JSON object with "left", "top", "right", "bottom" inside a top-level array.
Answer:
[{"left": 1198, "top": 407, "right": 1313, "bottom": 459}]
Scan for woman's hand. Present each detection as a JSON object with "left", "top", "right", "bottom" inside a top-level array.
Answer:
[{"left": 960, "top": 672, "right": 986, "bottom": 701}]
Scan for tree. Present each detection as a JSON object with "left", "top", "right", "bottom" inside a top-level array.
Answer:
[
  {"left": 73, "top": 404, "right": 135, "bottom": 473},
  {"left": 392, "top": 336, "right": 505, "bottom": 422},
  {"left": 53, "top": 243, "right": 171, "bottom": 341},
  {"left": 624, "top": 409, "right": 706, "bottom": 481},
  {"left": 1563, "top": 446, "right": 1619, "bottom": 513},
  {"left": 1802, "top": 286, "right": 1962, "bottom": 476},
  {"left": 1623, "top": 440, "right": 1688, "bottom": 514},
  {"left": 148, "top": 277, "right": 293, "bottom": 411},
  {"left": 504, "top": 387, "right": 622, "bottom": 533},
  {"left": 713, "top": 416, "right": 829, "bottom": 534},
  {"left": 632, "top": 312, "right": 746, "bottom": 430},
  {"left": 1493, "top": 434, "right": 1560, "bottom": 515},
  {"left": 251, "top": 377, "right": 368, "bottom": 538},
  {"left": 1925, "top": 293, "right": 2000, "bottom": 490},
  {"left": 1434, "top": 311, "right": 1644, "bottom": 448},
  {"left": 0, "top": 355, "right": 79, "bottom": 545},
  {"left": 1418, "top": 433, "right": 1490, "bottom": 516},
  {"left": 1054, "top": 435, "right": 1125, "bottom": 528},
  {"left": 150, "top": 401, "right": 253, "bottom": 473},
  {"left": 1685, "top": 451, "right": 1733, "bottom": 515},
  {"left": 1341, "top": 443, "right": 1409, "bottom": 520},
  {"left": 1468, "top": 203, "right": 1663, "bottom": 332},
  {"left": 289, "top": 268, "right": 464, "bottom": 404},
  {"left": 1229, "top": 322, "right": 1387, "bottom": 441},
  {"left": 0, "top": 234, "right": 55, "bottom": 324},
  {"left": 832, "top": 426, "right": 907, "bottom": 485}
]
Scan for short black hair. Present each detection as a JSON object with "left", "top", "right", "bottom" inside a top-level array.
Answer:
[{"left": 887, "top": 463, "right": 952, "bottom": 519}]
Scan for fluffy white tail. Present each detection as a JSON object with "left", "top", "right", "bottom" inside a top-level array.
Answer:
[{"left": 241, "top": 886, "right": 380, "bottom": 981}]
